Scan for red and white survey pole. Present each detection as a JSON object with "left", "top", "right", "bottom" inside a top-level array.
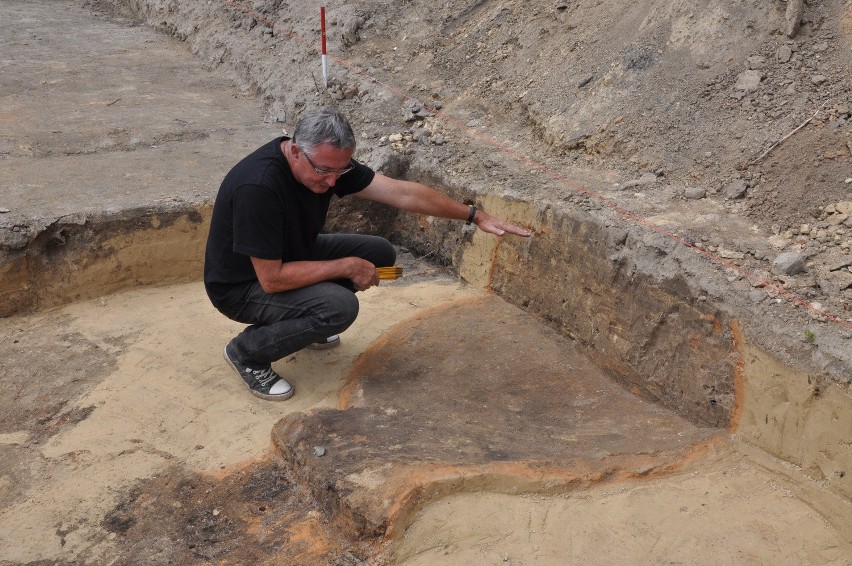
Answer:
[{"left": 320, "top": 6, "right": 328, "bottom": 89}]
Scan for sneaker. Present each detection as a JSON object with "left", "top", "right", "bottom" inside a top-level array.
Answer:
[
  {"left": 223, "top": 344, "right": 294, "bottom": 401},
  {"left": 308, "top": 334, "right": 341, "bottom": 350}
]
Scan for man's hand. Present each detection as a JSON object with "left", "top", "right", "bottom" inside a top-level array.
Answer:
[
  {"left": 473, "top": 209, "right": 531, "bottom": 237},
  {"left": 345, "top": 257, "right": 380, "bottom": 291},
  {"left": 358, "top": 175, "right": 532, "bottom": 238}
]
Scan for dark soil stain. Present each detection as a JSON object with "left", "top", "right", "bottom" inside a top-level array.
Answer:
[{"left": 101, "top": 457, "right": 380, "bottom": 565}]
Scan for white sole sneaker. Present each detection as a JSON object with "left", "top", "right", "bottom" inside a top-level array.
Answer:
[
  {"left": 308, "top": 334, "right": 341, "bottom": 350},
  {"left": 223, "top": 345, "right": 294, "bottom": 401}
]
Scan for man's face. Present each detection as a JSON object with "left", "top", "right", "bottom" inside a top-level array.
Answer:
[{"left": 292, "top": 143, "right": 355, "bottom": 194}]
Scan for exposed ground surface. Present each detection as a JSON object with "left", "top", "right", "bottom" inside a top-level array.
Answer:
[
  {"left": 1, "top": 1, "right": 852, "bottom": 565},
  {"left": 2, "top": 280, "right": 848, "bottom": 565},
  {"left": 84, "top": 0, "right": 852, "bottom": 324}
]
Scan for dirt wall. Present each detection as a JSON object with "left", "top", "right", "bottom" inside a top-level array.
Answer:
[
  {"left": 0, "top": 207, "right": 210, "bottom": 316},
  {"left": 4, "top": 191, "right": 848, "bottom": 502},
  {"left": 737, "top": 339, "right": 852, "bottom": 501},
  {"left": 336, "top": 192, "right": 852, "bottom": 501}
]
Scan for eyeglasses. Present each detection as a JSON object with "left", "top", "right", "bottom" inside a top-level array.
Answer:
[{"left": 302, "top": 151, "right": 354, "bottom": 177}]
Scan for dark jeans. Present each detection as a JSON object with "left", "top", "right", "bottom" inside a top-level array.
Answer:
[{"left": 210, "top": 234, "right": 396, "bottom": 367}]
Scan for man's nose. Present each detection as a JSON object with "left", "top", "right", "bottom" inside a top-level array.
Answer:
[{"left": 323, "top": 172, "right": 342, "bottom": 186}]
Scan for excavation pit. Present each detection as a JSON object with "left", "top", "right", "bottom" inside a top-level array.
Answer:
[
  {"left": 1, "top": 1, "right": 851, "bottom": 564},
  {"left": 1, "top": 239, "right": 849, "bottom": 564}
]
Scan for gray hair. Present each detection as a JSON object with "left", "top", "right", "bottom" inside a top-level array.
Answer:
[{"left": 292, "top": 108, "right": 356, "bottom": 156}]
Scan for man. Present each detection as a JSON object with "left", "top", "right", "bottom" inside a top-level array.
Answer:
[{"left": 204, "top": 108, "right": 530, "bottom": 400}]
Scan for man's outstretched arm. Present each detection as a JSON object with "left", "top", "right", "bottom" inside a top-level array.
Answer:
[{"left": 357, "top": 173, "right": 531, "bottom": 237}]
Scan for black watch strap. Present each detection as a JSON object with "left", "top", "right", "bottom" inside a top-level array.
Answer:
[{"left": 466, "top": 205, "right": 477, "bottom": 225}]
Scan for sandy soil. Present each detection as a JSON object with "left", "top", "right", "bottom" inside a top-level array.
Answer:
[
  {"left": 1, "top": 275, "right": 849, "bottom": 564},
  {"left": 0, "top": 267, "right": 468, "bottom": 563},
  {"left": 395, "top": 451, "right": 848, "bottom": 565}
]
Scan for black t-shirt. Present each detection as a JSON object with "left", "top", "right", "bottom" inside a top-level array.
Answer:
[{"left": 203, "top": 137, "right": 375, "bottom": 303}]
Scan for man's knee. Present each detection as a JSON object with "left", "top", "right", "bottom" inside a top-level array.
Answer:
[
  {"left": 372, "top": 237, "right": 396, "bottom": 267},
  {"left": 321, "top": 286, "right": 360, "bottom": 329}
]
